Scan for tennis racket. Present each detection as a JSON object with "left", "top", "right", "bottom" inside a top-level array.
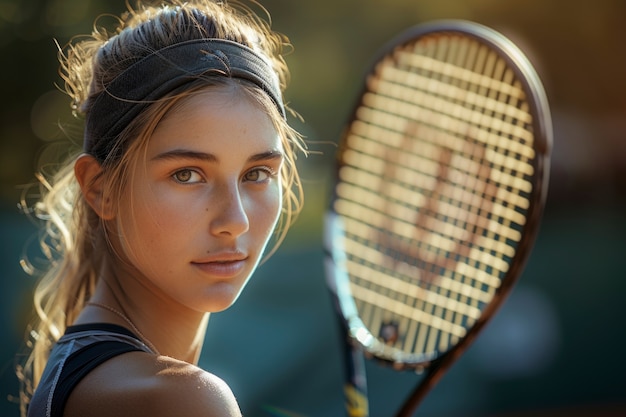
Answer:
[{"left": 323, "top": 20, "right": 552, "bottom": 417}]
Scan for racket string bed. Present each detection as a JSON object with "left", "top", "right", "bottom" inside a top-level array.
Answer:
[{"left": 333, "top": 33, "right": 537, "bottom": 361}]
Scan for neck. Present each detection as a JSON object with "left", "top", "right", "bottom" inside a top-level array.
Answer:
[{"left": 76, "top": 260, "right": 210, "bottom": 364}]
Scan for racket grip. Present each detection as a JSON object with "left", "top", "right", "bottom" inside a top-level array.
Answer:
[{"left": 343, "top": 340, "right": 369, "bottom": 417}]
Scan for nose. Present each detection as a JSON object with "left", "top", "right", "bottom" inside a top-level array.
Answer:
[{"left": 209, "top": 182, "right": 250, "bottom": 237}]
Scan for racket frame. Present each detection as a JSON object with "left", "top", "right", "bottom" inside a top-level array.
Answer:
[{"left": 324, "top": 19, "right": 552, "bottom": 417}]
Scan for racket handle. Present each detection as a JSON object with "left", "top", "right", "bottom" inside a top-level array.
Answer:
[{"left": 343, "top": 340, "right": 369, "bottom": 417}]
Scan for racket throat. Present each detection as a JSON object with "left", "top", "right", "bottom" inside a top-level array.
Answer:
[{"left": 395, "top": 357, "right": 450, "bottom": 417}]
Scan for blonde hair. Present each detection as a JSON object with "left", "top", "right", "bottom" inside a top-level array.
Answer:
[{"left": 18, "top": 1, "right": 305, "bottom": 414}]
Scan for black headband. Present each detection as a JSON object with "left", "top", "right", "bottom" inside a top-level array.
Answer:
[{"left": 84, "top": 38, "right": 285, "bottom": 161}]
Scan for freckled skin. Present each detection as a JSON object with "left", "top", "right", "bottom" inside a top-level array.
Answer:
[
  {"left": 116, "top": 89, "right": 283, "bottom": 314},
  {"left": 70, "top": 88, "right": 284, "bottom": 417}
]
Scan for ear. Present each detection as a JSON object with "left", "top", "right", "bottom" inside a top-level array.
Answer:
[{"left": 74, "top": 154, "right": 115, "bottom": 220}]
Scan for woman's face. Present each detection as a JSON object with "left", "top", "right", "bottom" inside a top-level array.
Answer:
[{"left": 116, "top": 88, "right": 283, "bottom": 313}]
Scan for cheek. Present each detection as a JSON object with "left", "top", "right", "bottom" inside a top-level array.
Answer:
[
  {"left": 117, "top": 186, "right": 191, "bottom": 261},
  {"left": 251, "top": 184, "right": 283, "bottom": 236}
]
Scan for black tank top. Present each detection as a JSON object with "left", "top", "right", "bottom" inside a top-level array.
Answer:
[{"left": 28, "top": 323, "right": 154, "bottom": 417}]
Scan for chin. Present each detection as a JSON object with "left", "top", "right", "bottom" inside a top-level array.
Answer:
[{"left": 199, "top": 285, "right": 245, "bottom": 313}]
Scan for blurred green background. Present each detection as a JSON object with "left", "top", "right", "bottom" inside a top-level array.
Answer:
[{"left": 1, "top": 0, "right": 625, "bottom": 416}]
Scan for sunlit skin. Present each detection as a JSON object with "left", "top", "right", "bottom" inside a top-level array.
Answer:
[
  {"left": 115, "top": 88, "right": 283, "bottom": 317},
  {"left": 68, "top": 87, "right": 283, "bottom": 417}
]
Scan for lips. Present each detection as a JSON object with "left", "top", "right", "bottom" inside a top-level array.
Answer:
[{"left": 191, "top": 252, "right": 248, "bottom": 278}]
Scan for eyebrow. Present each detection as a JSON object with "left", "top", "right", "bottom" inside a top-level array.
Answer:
[{"left": 151, "top": 149, "right": 284, "bottom": 163}]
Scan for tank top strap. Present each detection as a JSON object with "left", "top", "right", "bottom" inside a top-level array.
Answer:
[{"left": 28, "top": 323, "right": 154, "bottom": 417}]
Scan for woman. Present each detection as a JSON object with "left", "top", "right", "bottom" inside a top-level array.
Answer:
[{"left": 18, "top": 1, "right": 305, "bottom": 416}]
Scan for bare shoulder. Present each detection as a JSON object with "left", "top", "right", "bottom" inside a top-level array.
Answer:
[
  {"left": 148, "top": 355, "right": 241, "bottom": 417},
  {"left": 65, "top": 352, "right": 241, "bottom": 417}
]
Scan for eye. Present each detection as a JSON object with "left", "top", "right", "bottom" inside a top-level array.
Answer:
[
  {"left": 243, "top": 167, "right": 276, "bottom": 183},
  {"left": 172, "top": 168, "right": 203, "bottom": 184}
]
